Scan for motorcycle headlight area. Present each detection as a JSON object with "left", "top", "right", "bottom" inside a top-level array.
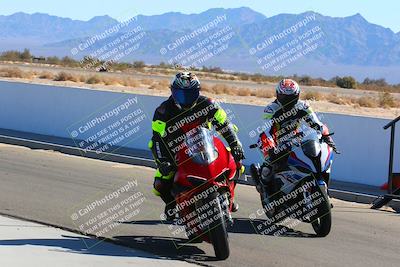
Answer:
[{"left": 301, "top": 140, "right": 321, "bottom": 158}]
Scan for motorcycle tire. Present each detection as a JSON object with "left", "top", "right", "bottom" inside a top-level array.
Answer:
[
  {"left": 207, "top": 192, "right": 230, "bottom": 260},
  {"left": 311, "top": 186, "right": 332, "bottom": 237}
]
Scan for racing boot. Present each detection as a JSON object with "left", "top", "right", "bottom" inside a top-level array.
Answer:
[
  {"left": 160, "top": 193, "right": 176, "bottom": 221},
  {"left": 260, "top": 165, "right": 276, "bottom": 218}
]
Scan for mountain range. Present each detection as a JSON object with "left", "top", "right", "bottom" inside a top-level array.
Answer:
[{"left": 0, "top": 7, "right": 399, "bottom": 83}]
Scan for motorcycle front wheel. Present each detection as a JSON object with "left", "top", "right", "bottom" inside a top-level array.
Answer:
[
  {"left": 311, "top": 186, "right": 332, "bottom": 237},
  {"left": 207, "top": 192, "right": 230, "bottom": 260}
]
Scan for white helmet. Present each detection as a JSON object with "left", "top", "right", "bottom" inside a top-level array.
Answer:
[{"left": 276, "top": 79, "right": 300, "bottom": 108}]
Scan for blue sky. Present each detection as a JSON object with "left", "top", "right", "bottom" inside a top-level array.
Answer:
[{"left": 1, "top": 0, "right": 399, "bottom": 32}]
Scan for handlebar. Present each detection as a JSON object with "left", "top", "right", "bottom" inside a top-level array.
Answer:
[
  {"left": 322, "top": 132, "right": 335, "bottom": 137},
  {"left": 249, "top": 144, "right": 258, "bottom": 149},
  {"left": 249, "top": 132, "right": 335, "bottom": 150}
]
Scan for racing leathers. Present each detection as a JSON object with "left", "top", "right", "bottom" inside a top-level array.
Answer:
[
  {"left": 149, "top": 95, "right": 243, "bottom": 209},
  {"left": 258, "top": 99, "right": 337, "bottom": 196}
]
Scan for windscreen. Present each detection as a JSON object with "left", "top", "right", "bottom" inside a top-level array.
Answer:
[
  {"left": 185, "top": 127, "right": 218, "bottom": 165},
  {"left": 301, "top": 131, "right": 321, "bottom": 158}
]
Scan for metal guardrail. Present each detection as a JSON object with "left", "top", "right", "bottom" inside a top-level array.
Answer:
[
  {"left": 383, "top": 115, "right": 400, "bottom": 130},
  {"left": 372, "top": 115, "right": 400, "bottom": 209}
]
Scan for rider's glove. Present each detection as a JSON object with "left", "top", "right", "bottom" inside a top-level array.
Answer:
[
  {"left": 322, "top": 135, "right": 340, "bottom": 154},
  {"left": 159, "top": 161, "right": 175, "bottom": 176},
  {"left": 231, "top": 144, "right": 245, "bottom": 162}
]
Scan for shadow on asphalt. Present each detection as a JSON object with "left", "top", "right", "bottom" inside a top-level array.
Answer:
[
  {"left": 124, "top": 218, "right": 316, "bottom": 237},
  {"left": 231, "top": 218, "right": 316, "bottom": 238},
  {"left": 0, "top": 235, "right": 157, "bottom": 258},
  {"left": 113, "top": 235, "right": 220, "bottom": 262},
  {"left": 113, "top": 217, "right": 318, "bottom": 262}
]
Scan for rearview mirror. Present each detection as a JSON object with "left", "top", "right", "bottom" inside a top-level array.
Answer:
[{"left": 249, "top": 144, "right": 258, "bottom": 149}]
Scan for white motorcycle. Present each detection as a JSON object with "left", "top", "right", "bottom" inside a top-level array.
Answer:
[{"left": 250, "top": 130, "right": 335, "bottom": 237}]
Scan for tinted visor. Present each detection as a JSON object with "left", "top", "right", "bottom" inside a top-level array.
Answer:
[
  {"left": 277, "top": 94, "right": 299, "bottom": 108},
  {"left": 172, "top": 88, "right": 199, "bottom": 106}
]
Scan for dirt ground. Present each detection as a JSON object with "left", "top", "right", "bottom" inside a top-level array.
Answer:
[{"left": 1, "top": 75, "right": 399, "bottom": 119}]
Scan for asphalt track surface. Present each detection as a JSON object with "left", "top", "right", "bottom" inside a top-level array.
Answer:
[{"left": 0, "top": 143, "right": 399, "bottom": 267}]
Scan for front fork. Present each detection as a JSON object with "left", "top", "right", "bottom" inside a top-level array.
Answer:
[
  {"left": 250, "top": 163, "right": 262, "bottom": 192},
  {"left": 220, "top": 191, "right": 233, "bottom": 226},
  {"left": 303, "top": 178, "right": 330, "bottom": 211},
  {"left": 250, "top": 163, "right": 271, "bottom": 204}
]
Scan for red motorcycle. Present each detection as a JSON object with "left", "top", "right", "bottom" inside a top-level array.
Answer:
[{"left": 172, "top": 127, "right": 240, "bottom": 260}]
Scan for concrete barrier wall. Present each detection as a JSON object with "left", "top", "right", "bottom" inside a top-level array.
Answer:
[{"left": 0, "top": 81, "right": 398, "bottom": 186}]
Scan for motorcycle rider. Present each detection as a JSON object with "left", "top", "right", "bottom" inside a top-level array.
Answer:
[
  {"left": 254, "top": 78, "right": 339, "bottom": 207},
  {"left": 149, "top": 72, "right": 245, "bottom": 220}
]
